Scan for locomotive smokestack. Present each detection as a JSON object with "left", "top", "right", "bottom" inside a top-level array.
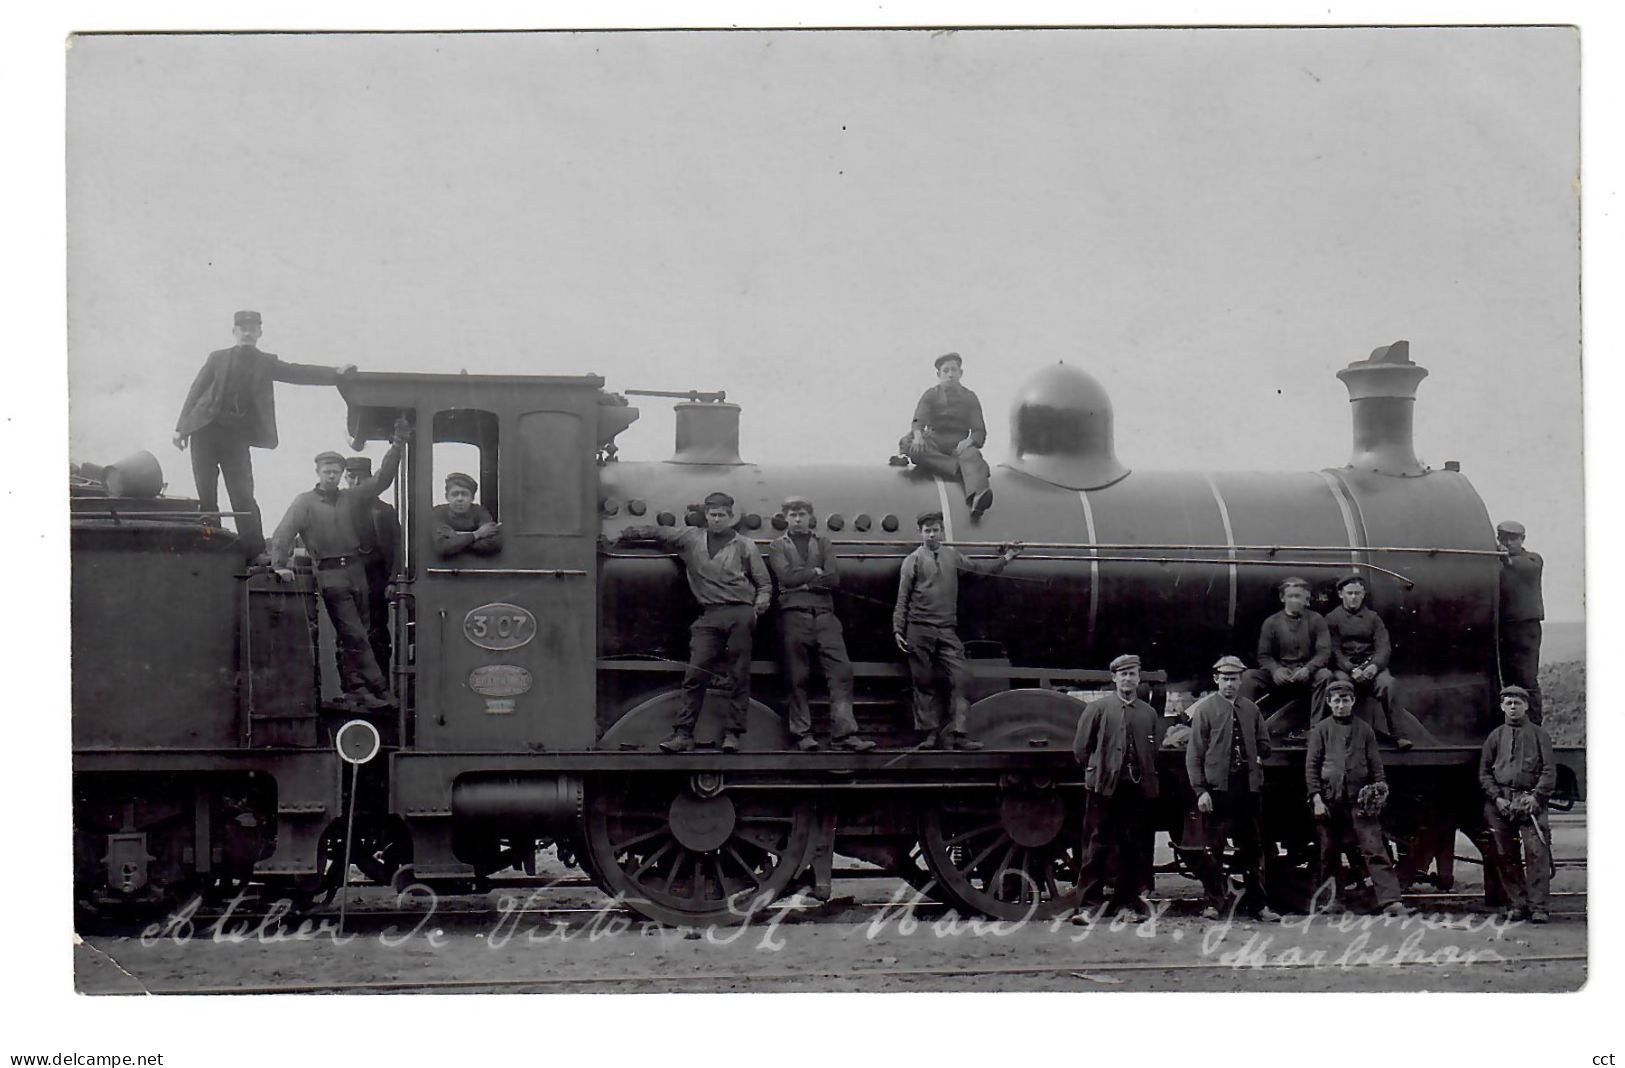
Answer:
[
  {"left": 1336, "top": 340, "right": 1430, "bottom": 476},
  {"left": 1003, "top": 362, "right": 1130, "bottom": 491},
  {"left": 671, "top": 400, "right": 745, "bottom": 465}
]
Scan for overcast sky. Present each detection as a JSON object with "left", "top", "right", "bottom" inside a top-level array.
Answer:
[{"left": 65, "top": 27, "right": 1584, "bottom": 618}]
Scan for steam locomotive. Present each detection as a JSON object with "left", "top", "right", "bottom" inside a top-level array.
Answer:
[{"left": 71, "top": 342, "right": 1585, "bottom": 926}]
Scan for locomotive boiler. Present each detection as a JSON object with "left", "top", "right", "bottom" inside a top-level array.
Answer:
[{"left": 70, "top": 341, "right": 1583, "bottom": 927}]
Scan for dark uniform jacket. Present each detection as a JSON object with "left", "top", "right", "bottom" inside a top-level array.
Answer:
[
  {"left": 174, "top": 345, "right": 343, "bottom": 448},
  {"left": 1185, "top": 692, "right": 1271, "bottom": 794},
  {"left": 358, "top": 499, "right": 402, "bottom": 573},
  {"left": 910, "top": 383, "right": 987, "bottom": 448},
  {"left": 1073, "top": 695, "right": 1163, "bottom": 798},
  {"left": 432, "top": 504, "right": 503, "bottom": 557},
  {"left": 1478, "top": 721, "right": 1556, "bottom": 802},
  {"left": 1499, "top": 551, "right": 1545, "bottom": 622},
  {"left": 768, "top": 531, "right": 840, "bottom": 611},
  {"left": 1257, "top": 609, "right": 1332, "bottom": 674},
  {"left": 1306, "top": 715, "right": 1385, "bottom": 803},
  {"left": 1323, "top": 606, "right": 1391, "bottom": 673}
]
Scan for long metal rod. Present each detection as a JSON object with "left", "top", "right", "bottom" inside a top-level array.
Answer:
[
  {"left": 424, "top": 568, "right": 588, "bottom": 576},
  {"left": 71, "top": 510, "right": 253, "bottom": 519},
  {"left": 816, "top": 538, "right": 1504, "bottom": 557}
]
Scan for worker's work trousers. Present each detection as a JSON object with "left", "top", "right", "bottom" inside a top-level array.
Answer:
[
  {"left": 317, "top": 561, "right": 387, "bottom": 696},
  {"left": 1188, "top": 776, "right": 1270, "bottom": 913},
  {"left": 779, "top": 607, "right": 861, "bottom": 740},
  {"left": 1322, "top": 669, "right": 1413, "bottom": 744},
  {"left": 677, "top": 604, "right": 755, "bottom": 735},
  {"left": 900, "top": 430, "right": 991, "bottom": 500},
  {"left": 189, "top": 422, "right": 266, "bottom": 560},
  {"left": 904, "top": 622, "right": 972, "bottom": 736},
  {"left": 1078, "top": 780, "right": 1156, "bottom": 908},
  {"left": 1240, "top": 667, "right": 1332, "bottom": 730},
  {"left": 360, "top": 548, "right": 392, "bottom": 678},
  {"left": 1484, "top": 800, "right": 1552, "bottom": 911},
  {"left": 1314, "top": 801, "right": 1401, "bottom": 909},
  {"left": 1499, "top": 621, "right": 1544, "bottom": 723}
]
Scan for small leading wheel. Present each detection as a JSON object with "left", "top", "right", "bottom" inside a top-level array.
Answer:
[
  {"left": 918, "top": 786, "right": 1085, "bottom": 921},
  {"left": 583, "top": 775, "right": 817, "bottom": 927}
]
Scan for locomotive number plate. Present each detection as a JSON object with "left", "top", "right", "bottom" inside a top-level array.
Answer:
[
  {"left": 469, "top": 664, "right": 534, "bottom": 696},
  {"left": 463, "top": 603, "right": 537, "bottom": 650}
]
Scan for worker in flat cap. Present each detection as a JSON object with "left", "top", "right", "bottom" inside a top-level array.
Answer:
[
  {"left": 768, "top": 495, "right": 876, "bottom": 752},
  {"left": 1184, "top": 655, "right": 1280, "bottom": 921},
  {"left": 173, "top": 310, "right": 357, "bottom": 563},
  {"left": 432, "top": 472, "right": 503, "bottom": 557},
  {"left": 1306, "top": 679, "right": 1409, "bottom": 916},
  {"left": 1496, "top": 520, "right": 1546, "bottom": 723},
  {"left": 1071, "top": 654, "right": 1164, "bottom": 922},
  {"left": 269, "top": 424, "right": 407, "bottom": 711},
  {"left": 894, "top": 352, "right": 997, "bottom": 519},
  {"left": 345, "top": 456, "right": 402, "bottom": 676},
  {"left": 618, "top": 490, "right": 772, "bottom": 753},
  {"left": 1239, "top": 577, "right": 1334, "bottom": 738},
  {"left": 892, "top": 509, "right": 1022, "bottom": 750},
  {"left": 1478, "top": 685, "right": 1556, "bottom": 923},
  {"left": 1323, "top": 574, "right": 1415, "bottom": 749}
]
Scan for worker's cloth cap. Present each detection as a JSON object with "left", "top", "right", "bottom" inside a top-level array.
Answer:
[
  {"left": 934, "top": 352, "right": 963, "bottom": 371},
  {"left": 445, "top": 472, "right": 478, "bottom": 494},
  {"left": 1279, "top": 576, "right": 1312, "bottom": 593},
  {"left": 1212, "top": 655, "right": 1247, "bottom": 675},
  {"left": 1334, "top": 574, "right": 1366, "bottom": 592},
  {"left": 702, "top": 491, "right": 735, "bottom": 509},
  {"left": 1109, "top": 654, "right": 1141, "bottom": 672},
  {"left": 1496, "top": 520, "right": 1527, "bottom": 537},
  {"left": 1326, "top": 679, "right": 1356, "bottom": 697},
  {"left": 313, "top": 450, "right": 345, "bottom": 466},
  {"left": 234, "top": 310, "right": 262, "bottom": 327},
  {"left": 1499, "top": 685, "right": 1532, "bottom": 701},
  {"left": 344, "top": 456, "right": 373, "bottom": 475},
  {"left": 781, "top": 495, "right": 814, "bottom": 513},
  {"left": 916, "top": 509, "right": 944, "bottom": 527}
]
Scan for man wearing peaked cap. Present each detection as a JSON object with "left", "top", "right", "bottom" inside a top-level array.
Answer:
[
  {"left": 433, "top": 472, "right": 502, "bottom": 558},
  {"left": 1479, "top": 683, "right": 1555, "bottom": 923},
  {"left": 173, "top": 310, "right": 358, "bottom": 562},
  {"left": 895, "top": 352, "right": 997, "bottom": 519},
  {"left": 617, "top": 490, "right": 772, "bottom": 754},
  {"left": 346, "top": 456, "right": 402, "bottom": 676},
  {"left": 1184, "top": 654, "right": 1279, "bottom": 921},
  {"left": 1306, "top": 677, "right": 1407, "bottom": 916},
  {"left": 1323, "top": 574, "right": 1415, "bottom": 749},
  {"left": 1239, "top": 577, "right": 1334, "bottom": 737},
  {"left": 269, "top": 428, "right": 406, "bottom": 712},
  {"left": 1496, "top": 520, "right": 1546, "bottom": 723},
  {"left": 1071, "top": 653, "right": 1163, "bottom": 922},
  {"left": 768, "top": 494, "right": 876, "bottom": 753}
]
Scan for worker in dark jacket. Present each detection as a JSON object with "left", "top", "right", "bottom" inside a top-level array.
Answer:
[
  {"left": 1323, "top": 575, "right": 1414, "bottom": 749},
  {"left": 893, "top": 510, "right": 1021, "bottom": 750},
  {"left": 1185, "top": 655, "right": 1280, "bottom": 921},
  {"left": 619, "top": 491, "right": 772, "bottom": 753},
  {"left": 1306, "top": 679, "right": 1409, "bottom": 916},
  {"left": 1497, "top": 521, "right": 1546, "bottom": 723},
  {"left": 767, "top": 495, "right": 876, "bottom": 752},
  {"left": 894, "top": 352, "right": 996, "bottom": 518},
  {"left": 431, "top": 473, "right": 503, "bottom": 557},
  {"left": 1478, "top": 685, "right": 1556, "bottom": 923},
  {"left": 345, "top": 456, "right": 402, "bottom": 676},
  {"left": 1071, "top": 654, "right": 1163, "bottom": 921},
  {"left": 1240, "top": 577, "right": 1333, "bottom": 736},
  {"left": 270, "top": 434, "right": 404, "bottom": 710},
  {"left": 173, "top": 310, "right": 355, "bottom": 562}
]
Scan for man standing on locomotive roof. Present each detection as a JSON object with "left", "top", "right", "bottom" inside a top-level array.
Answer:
[
  {"left": 1479, "top": 685, "right": 1556, "bottom": 923},
  {"left": 1185, "top": 655, "right": 1280, "bottom": 922},
  {"left": 894, "top": 352, "right": 996, "bottom": 519},
  {"left": 173, "top": 310, "right": 356, "bottom": 563},
  {"left": 432, "top": 472, "right": 504, "bottom": 558},
  {"left": 893, "top": 510, "right": 1022, "bottom": 750},
  {"left": 1307, "top": 679, "right": 1410, "bottom": 917},
  {"left": 1239, "top": 577, "right": 1333, "bottom": 736},
  {"left": 1497, "top": 521, "right": 1546, "bottom": 723},
  {"left": 618, "top": 491, "right": 772, "bottom": 754},
  {"left": 1323, "top": 575, "right": 1415, "bottom": 750},
  {"left": 345, "top": 456, "right": 402, "bottom": 677},
  {"left": 1071, "top": 654, "right": 1163, "bottom": 922},
  {"left": 768, "top": 496, "right": 877, "bottom": 753},
  {"left": 269, "top": 424, "right": 407, "bottom": 712}
]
